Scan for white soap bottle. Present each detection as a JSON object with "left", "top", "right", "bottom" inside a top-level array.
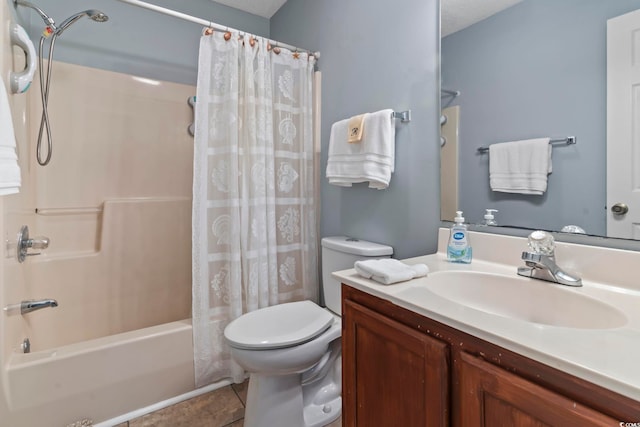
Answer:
[
  {"left": 484, "top": 209, "right": 498, "bottom": 226},
  {"left": 447, "top": 211, "right": 472, "bottom": 264}
]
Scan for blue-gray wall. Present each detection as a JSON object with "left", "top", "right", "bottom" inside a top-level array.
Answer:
[
  {"left": 442, "top": 0, "right": 640, "bottom": 235},
  {"left": 15, "top": 0, "right": 269, "bottom": 85},
  {"left": 271, "top": 0, "right": 441, "bottom": 258}
]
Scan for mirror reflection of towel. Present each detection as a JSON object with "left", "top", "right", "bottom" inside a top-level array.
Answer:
[{"left": 489, "top": 138, "right": 551, "bottom": 195}]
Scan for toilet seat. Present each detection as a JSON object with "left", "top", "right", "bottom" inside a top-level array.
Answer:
[{"left": 225, "top": 301, "right": 334, "bottom": 350}]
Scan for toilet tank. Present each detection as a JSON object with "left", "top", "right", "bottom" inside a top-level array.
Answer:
[{"left": 321, "top": 236, "right": 393, "bottom": 315}]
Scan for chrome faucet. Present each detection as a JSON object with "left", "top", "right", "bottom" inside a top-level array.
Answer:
[
  {"left": 20, "top": 299, "right": 58, "bottom": 314},
  {"left": 517, "top": 231, "right": 582, "bottom": 287}
]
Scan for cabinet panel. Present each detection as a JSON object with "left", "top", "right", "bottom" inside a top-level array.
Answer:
[
  {"left": 343, "top": 300, "right": 449, "bottom": 427},
  {"left": 458, "top": 351, "right": 619, "bottom": 427}
]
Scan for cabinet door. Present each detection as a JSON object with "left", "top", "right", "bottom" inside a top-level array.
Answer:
[
  {"left": 343, "top": 300, "right": 449, "bottom": 427},
  {"left": 458, "top": 351, "right": 619, "bottom": 427}
]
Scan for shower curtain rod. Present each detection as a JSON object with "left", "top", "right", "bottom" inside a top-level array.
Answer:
[{"left": 114, "top": 0, "right": 320, "bottom": 58}]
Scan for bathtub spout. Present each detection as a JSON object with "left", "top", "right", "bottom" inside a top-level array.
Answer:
[{"left": 21, "top": 299, "right": 58, "bottom": 314}]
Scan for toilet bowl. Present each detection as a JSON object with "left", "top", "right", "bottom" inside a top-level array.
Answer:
[{"left": 224, "top": 237, "right": 393, "bottom": 427}]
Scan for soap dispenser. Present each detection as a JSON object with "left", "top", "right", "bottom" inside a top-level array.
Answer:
[
  {"left": 483, "top": 209, "right": 498, "bottom": 226},
  {"left": 447, "top": 211, "right": 472, "bottom": 264}
]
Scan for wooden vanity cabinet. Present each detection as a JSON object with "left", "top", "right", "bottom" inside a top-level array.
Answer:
[
  {"left": 342, "top": 285, "right": 640, "bottom": 427},
  {"left": 459, "top": 351, "right": 618, "bottom": 426},
  {"left": 342, "top": 298, "right": 449, "bottom": 427}
]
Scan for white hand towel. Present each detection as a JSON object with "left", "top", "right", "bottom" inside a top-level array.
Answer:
[
  {"left": 0, "top": 79, "right": 21, "bottom": 195},
  {"left": 354, "top": 259, "right": 429, "bottom": 285},
  {"left": 326, "top": 109, "right": 395, "bottom": 189},
  {"left": 489, "top": 138, "right": 551, "bottom": 195}
]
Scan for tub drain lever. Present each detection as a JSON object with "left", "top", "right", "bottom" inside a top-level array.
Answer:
[
  {"left": 21, "top": 338, "right": 30, "bottom": 354},
  {"left": 17, "top": 225, "right": 50, "bottom": 263}
]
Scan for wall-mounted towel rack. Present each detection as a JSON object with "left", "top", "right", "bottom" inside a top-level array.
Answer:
[
  {"left": 441, "top": 89, "right": 460, "bottom": 97},
  {"left": 392, "top": 110, "right": 411, "bottom": 123},
  {"left": 476, "top": 136, "right": 577, "bottom": 154}
]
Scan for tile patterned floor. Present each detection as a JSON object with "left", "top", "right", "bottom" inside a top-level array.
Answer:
[{"left": 114, "top": 380, "right": 342, "bottom": 427}]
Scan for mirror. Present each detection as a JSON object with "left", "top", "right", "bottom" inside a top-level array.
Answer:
[{"left": 440, "top": 0, "right": 640, "bottom": 240}]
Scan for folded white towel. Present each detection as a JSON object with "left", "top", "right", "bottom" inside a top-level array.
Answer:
[
  {"left": 489, "top": 138, "right": 551, "bottom": 195},
  {"left": 354, "top": 259, "right": 429, "bottom": 285},
  {"left": 326, "top": 109, "right": 395, "bottom": 189},
  {"left": 0, "top": 79, "right": 20, "bottom": 195}
]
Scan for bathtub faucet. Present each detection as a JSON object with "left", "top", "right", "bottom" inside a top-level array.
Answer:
[{"left": 21, "top": 299, "right": 58, "bottom": 314}]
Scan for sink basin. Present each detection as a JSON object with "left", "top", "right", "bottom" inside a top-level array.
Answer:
[{"left": 396, "top": 271, "right": 627, "bottom": 329}]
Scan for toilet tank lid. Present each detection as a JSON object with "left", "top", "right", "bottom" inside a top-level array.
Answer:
[{"left": 321, "top": 236, "right": 393, "bottom": 256}]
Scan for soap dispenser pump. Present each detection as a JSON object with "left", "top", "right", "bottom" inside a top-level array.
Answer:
[
  {"left": 447, "top": 211, "right": 472, "bottom": 264},
  {"left": 484, "top": 209, "right": 498, "bottom": 226}
]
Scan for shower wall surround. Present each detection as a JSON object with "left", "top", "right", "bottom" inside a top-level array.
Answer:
[
  {"left": 1, "top": 0, "right": 32, "bottom": 390},
  {"left": 25, "top": 61, "right": 194, "bottom": 350}
]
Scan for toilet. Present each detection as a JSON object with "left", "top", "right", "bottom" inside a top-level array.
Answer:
[{"left": 224, "top": 236, "right": 393, "bottom": 427}]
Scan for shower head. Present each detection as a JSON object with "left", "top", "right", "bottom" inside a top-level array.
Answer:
[
  {"left": 14, "top": 0, "right": 57, "bottom": 32},
  {"left": 88, "top": 10, "right": 109, "bottom": 23},
  {"left": 13, "top": 1, "right": 109, "bottom": 167},
  {"left": 14, "top": 1, "right": 110, "bottom": 36},
  {"left": 56, "top": 9, "right": 109, "bottom": 35}
]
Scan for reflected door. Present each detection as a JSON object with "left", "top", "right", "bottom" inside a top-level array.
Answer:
[
  {"left": 441, "top": 106, "right": 460, "bottom": 222},
  {"left": 607, "top": 8, "right": 640, "bottom": 238}
]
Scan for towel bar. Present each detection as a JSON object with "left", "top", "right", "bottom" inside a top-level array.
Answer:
[
  {"left": 391, "top": 110, "right": 411, "bottom": 123},
  {"left": 477, "top": 136, "right": 576, "bottom": 154},
  {"left": 441, "top": 89, "right": 460, "bottom": 97}
]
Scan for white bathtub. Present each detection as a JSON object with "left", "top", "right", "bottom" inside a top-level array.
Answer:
[{"left": 2, "top": 319, "right": 198, "bottom": 426}]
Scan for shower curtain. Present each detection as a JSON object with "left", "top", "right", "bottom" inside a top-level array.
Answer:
[{"left": 192, "top": 31, "right": 318, "bottom": 387}]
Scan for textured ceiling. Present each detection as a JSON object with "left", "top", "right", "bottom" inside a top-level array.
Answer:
[
  {"left": 212, "top": 0, "right": 288, "bottom": 18},
  {"left": 441, "top": 0, "right": 524, "bottom": 37}
]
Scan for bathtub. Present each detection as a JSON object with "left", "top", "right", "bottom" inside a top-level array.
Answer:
[{"left": 2, "top": 319, "right": 199, "bottom": 426}]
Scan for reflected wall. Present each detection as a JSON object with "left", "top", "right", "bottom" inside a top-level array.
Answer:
[{"left": 442, "top": 0, "right": 640, "bottom": 236}]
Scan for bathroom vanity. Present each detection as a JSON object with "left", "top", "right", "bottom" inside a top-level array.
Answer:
[{"left": 336, "top": 229, "right": 640, "bottom": 426}]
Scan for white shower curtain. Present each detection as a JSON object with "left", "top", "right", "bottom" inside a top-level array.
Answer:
[{"left": 192, "top": 31, "right": 318, "bottom": 387}]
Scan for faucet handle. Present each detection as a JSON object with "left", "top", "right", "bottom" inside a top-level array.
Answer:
[
  {"left": 521, "top": 251, "right": 543, "bottom": 263},
  {"left": 527, "top": 230, "right": 555, "bottom": 255},
  {"left": 16, "top": 225, "right": 51, "bottom": 262},
  {"left": 28, "top": 236, "right": 49, "bottom": 250}
]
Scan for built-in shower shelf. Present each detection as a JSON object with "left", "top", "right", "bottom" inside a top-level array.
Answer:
[{"left": 35, "top": 206, "right": 103, "bottom": 216}]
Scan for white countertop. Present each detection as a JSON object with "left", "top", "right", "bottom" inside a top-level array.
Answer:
[{"left": 333, "top": 229, "right": 640, "bottom": 402}]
